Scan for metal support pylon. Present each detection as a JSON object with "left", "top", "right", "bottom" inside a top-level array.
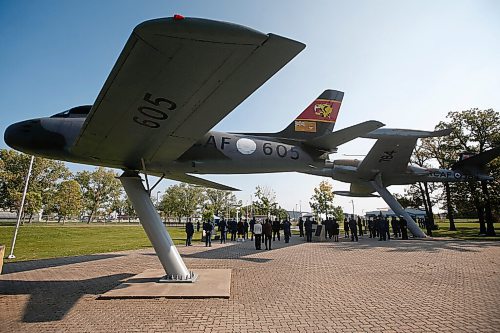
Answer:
[
  {"left": 119, "top": 171, "right": 197, "bottom": 282},
  {"left": 370, "top": 174, "right": 426, "bottom": 238}
]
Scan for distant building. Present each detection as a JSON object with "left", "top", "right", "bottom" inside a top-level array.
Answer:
[
  {"left": 0, "top": 211, "right": 17, "bottom": 220},
  {"left": 365, "top": 208, "right": 426, "bottom": 218},
  {"left": 286, "top": 211, "right": 312, "bottom": 221}
]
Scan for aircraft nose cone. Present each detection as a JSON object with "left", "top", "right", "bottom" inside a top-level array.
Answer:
[
  {"left": 4, "top": 120, "right": 40, "bottom": 152},
  {"left": 4, "top": 122, "right": 22, "bottom": 150}
]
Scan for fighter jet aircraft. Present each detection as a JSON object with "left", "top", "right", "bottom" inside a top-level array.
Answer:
[
  {"left": 4, "top": 16, "right": 385, "bottom": 280},
  {"left": 306, "top": 129, "right": 499, "bottom": 236},
  {"left": 5, "top": 17, "right": 383, "bottom": 191},
  {"left": 6, "top": 16, "right": 496, "bottom": 279}
]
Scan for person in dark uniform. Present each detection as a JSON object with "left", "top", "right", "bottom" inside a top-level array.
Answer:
[
  {"left": 203, "top": 220, "right": 213, "bottom": 247},
  {"left": 237, "top": 220, "right": 244, "bottom": 239},
  {"left": 272, "top": 219, "right": 281, "bottom": 241},
  {"left": 378, "top": 216, "right": 386, "bottom": 241},
  {"left": 344, "top": 218, "right": 349, "bottom": 238},
  {"left": 243, "top": 219, "right": 249, "bottom": 239},
  {"left": 425, "top": 216, "right": 433, "bottom": 236},
  {"left": 249, "top": 218, "right": 255, "bottom": 240},
  {"left": 304, "top": 217, "right": 313, "bottom": 242},
  {"left": 349, "top": 216, "right": 358, "bottom": 242},
  {"left": 298, "top": 217, "right": 304, "bottom": 237},
  {"left": 196, "top": 221, "right": 200, "bottom": 232},
  {"left": 263, "top": 219, "right": 273, "bottom": 250},
  {"left": 326, "top": 218, "right": 334, "bottom": 239},
  {"left": 375, "top": 215, "right": 382, "bottom": 240},
  {"left": 385, "top": 217, "right": 391, "bottom": 240},
  {"left": 400, "top": 217, "right": 408, "bottom": 239},
  {"left": 390, "top": 216, "right": 397, "bottom": 238},
  {"left": 230, "top": 219, "right": 237, "bottom": 241},
  {"left": 332, "top": 218, "right": 339, "bottom": 242},
  {"left": 283, "top": 219, "right": 291, "bottom": 243},
  {"left": 219, "top": 218, "right": 227, "bottom": 244},
  {"left": 357, "top": 216, "right": 363, "bottom": 236},
  {"left": 185, "top": 220, "right": 194, "bottom": 246},
  {"left": 368, "top": 218, "right": 374, "bottom": 238},
  {"left": 323, "top": 219, "right": 329, "bottom": 239},
  {"left": 395, "top": 217, "right": 401, "bottom": 237},
  {"left": 253, "top": 220, "right": 262, "bottom": 250}
]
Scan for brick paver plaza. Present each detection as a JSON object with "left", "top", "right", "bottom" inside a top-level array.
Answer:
[{"left": 1, "top": 235, "right": 499, "bottom": 332}]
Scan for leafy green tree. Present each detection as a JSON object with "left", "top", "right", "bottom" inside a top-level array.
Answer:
[
  {"left": 253, "top": 185, "right": 277, "bottom": 217},
  {"left": 411, "top": 143, "right": 437, "bottom": 226},
  {"left": 271, "top": 205, "right": 290, "bottom": 220},
  {"left": 10, "top": 191, "right": 42, "bottom": 223},
  {"left": 310, "top": 180, "right": 335, "bottom": 220},
  {"left": 204, "top": 188, "right": 237, "bottom": 217},
  {"left": 439, "top": 108, "right": 499, "bottom": 235},
  {"left": 202, "top": 207, "right": 214, "bottom": 222},
  {"left": 331, "top": 206, "right": 344, "bottom": 222},
  {"left": 54, "top": 180, "right": 83, "bottom": 223},
  {"left": 419, "top": 131, "right": 460, "bottom": 230},
  {"left": 0, "top": 149, "right": 69, "bottom": 214},
  {"left": 394, "top": 193, "right": 413, "bottom": 209},
  {"left": 123, "top": 198, "right": 136, "bottom": 222},
  {"left": 159, "top": 183, "right": 205, "bottom": 222},
  {"left": 75, "top": 167, "right": 122, "bottom": 223}
]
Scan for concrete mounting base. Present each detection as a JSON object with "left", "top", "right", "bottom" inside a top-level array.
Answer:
[{"left": 99, "top": 269, "right": 231, "bottom": 299}]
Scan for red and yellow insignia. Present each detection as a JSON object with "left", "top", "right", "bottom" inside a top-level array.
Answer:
[
  {"left": 295, "top": 99, "right": 340, "bottom": 123},
  {"left": 295, "top": 120, "right": 317, "bottom": 133},
  {"left": 314, "top": 103, "right": 334, "bottom": 118}
]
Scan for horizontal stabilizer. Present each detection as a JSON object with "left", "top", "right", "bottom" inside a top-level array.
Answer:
[
  {"left": 334, "top": 191, "right": 379, "bottom": 198},
  {"left": 363, "top": 128, "right": 452, "bottom": 139},
  {"left": 451, "top": 147, "right": 500, "bottom": 175},
  {"left": 306, "top": 121, "right": 385, "bottom": 150},
  {"left": 166, "top": 173, "right": 240, "bottom": 191}
]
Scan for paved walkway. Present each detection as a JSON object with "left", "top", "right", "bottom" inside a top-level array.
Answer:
[{"left": 1, "top": 235, "right": 499, "bottom": 332}]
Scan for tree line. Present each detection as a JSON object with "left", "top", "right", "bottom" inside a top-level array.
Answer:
[
  {"left": 0, "top": 152, "right": 291, "bottom": 223},
  {"left": 395, "top": 108, "right": 499, "bottom": 236},
  {"left": 1, "top": 108, "right": 497, "bottom": 230}
]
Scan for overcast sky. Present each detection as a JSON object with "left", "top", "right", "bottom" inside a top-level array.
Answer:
[{"left": 1, "top": 1, "right": 499, "bottom": 214}]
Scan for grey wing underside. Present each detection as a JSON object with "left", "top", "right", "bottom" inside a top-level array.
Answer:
[
  {"left": 166, "top": 173, "right": 240, "bottom": 191},
  {"left": 71, "top": 17, "right": 305, "bottom": 174},
  {"left": 357, "top": 128, "right": 451, "bottom": 180}
]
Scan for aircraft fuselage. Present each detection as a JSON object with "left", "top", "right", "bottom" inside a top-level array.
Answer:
[{"left": 4, "top": 116, "right": 324, "bottom": 175}]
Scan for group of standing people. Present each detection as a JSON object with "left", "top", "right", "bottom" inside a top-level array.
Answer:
[
  {"left": 217, "top": 218, "right": 250, "bottom": 244},
  {"left": 253, "top": 218, "right": 292, "bottom": 250},
  {"left": 188, "top": 213, "right": 417, "bottom": 249},
  {"left": 366, "top": 215, "right": 409, "bottom": 240}
]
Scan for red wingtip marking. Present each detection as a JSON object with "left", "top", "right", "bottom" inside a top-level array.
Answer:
[{"left": 173, "top": 14, "right": 185, "bottom": 20}]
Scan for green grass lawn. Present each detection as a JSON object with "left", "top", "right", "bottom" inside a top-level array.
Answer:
[
  {"left": 432, "top": 220, "right": 499, "bottom": 241},
  {"left": 0, "top": 224, "right": 203, "bottom": 262},
  {"left": 0, "top": 220, "right": 498, "bottom": 263}
]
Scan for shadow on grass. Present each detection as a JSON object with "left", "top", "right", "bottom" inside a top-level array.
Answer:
[
  {"left": 2, "top": 253, "right": 124, "bottom": 274},
  {"left": 0, "top": 273, "right": 133, "bottom": 323}
]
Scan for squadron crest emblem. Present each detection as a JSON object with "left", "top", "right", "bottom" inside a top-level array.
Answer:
[{"left": 314, "top": 103, "right": 333, "bottom": 118}]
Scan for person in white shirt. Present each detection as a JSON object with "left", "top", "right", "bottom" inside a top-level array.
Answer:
[{"left": 253, "top": 220, "right": 263, "bottom": 250}]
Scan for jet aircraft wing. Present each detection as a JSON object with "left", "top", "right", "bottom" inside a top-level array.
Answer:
[
  {"left": 305, "top": 120, "right": 385, "bottom": 151},
  {"left": 71, "top": 17, "right": 305, "bottom": 170},
  {"left": 357, "top": 128, "right": 451, "bottom": 180},
  {"left": 165, "top": 173, "right": 240, "bottom": 191}
]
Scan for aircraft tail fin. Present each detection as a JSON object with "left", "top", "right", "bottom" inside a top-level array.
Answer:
[
  {"left": 276, "top": 89, "right": 344, "bottom": 141},
  {"left": 451, "top": 147, "right": 500, "bottom": 177},
  {"left": 240, "top": 90, "right": 344, "bottom": 141}
]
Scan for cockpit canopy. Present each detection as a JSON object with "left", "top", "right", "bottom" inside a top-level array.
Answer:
[{"left": 50, "top": 105, "right": 92, "bottom": 118}]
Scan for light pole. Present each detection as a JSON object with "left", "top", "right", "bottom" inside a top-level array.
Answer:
[
  {"left": 349, "top": 199, "right": 355, "bottom": 217},
  {"left": 8, "top": 155, "right": 35, "bottom": 259}
]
